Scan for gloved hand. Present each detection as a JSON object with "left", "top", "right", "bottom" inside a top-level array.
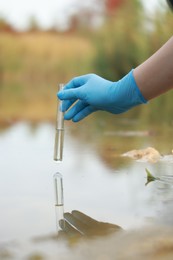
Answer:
[
  {"left": 59, "top": 210, "right": 121, "bottom": 239},
  {"left": 57, "top": 70, "right": 147, "bottom": 122}
]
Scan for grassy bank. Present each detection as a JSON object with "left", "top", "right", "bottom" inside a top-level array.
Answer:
[{"left": 0, "top": 32, "right": 94, "bottom": 122}]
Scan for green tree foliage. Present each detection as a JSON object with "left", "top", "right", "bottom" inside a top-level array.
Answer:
[{"left": 93, "top": 0, "right": 173, "bottom": 81}]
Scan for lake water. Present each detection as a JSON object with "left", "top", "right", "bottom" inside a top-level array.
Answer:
[{"left": 0, "top": 118, "right": 173, "bottom": 247}]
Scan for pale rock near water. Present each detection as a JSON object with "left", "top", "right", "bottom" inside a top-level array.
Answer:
[{"left": 122, "top": 147, "right": 162, "bottom": 163}]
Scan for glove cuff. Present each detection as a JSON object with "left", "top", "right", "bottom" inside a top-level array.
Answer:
[{"left": 131, "top": 69, "right": 148, "bottom": 104}]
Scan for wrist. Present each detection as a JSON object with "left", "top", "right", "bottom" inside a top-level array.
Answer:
[
  {"left": 131, "top": 69, "right": 148, "bottom": 104},
  {"left": 115, "top": 69, "right": 148, "bottom": 113}
]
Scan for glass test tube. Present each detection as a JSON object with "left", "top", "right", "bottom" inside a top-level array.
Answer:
[
  {"left": 54, "top": 83, "right": 64, "bottom": 161},
  {"left": 54, "top": 173, "right": 65, "bottom": 231}
]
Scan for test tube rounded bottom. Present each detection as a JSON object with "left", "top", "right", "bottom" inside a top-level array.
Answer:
[{"left": 54, "top": 173, "right": 65, "bottom": 232}]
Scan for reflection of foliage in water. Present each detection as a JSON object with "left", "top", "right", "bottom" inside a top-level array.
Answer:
[
  {"left": 2, "top": 225, "right": 173, "bottom": 260},
  {"left": 67, "top": 110, "right": 173, "bottom": 170}
]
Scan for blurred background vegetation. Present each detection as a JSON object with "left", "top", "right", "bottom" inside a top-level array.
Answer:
[{"left": 0, "top": 0, "right": 172, "bottom": 124}]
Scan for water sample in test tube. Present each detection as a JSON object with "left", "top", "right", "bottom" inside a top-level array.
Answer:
[
  {"left": 54, "top": 172, "right": 65, "bottom": 232},
  {"left": 54, "top": 83, "right": 64, "bottom": 161}
]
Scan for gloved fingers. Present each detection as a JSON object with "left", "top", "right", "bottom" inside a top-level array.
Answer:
[
  {"left": 58, "top": 88, "right": 85, "bottom": 101},
  {"left": 64, "top": 213, "right": 87, "bottom": 235},
  {"left": 64, "top": 100, "right": 88, "bottom": 120},
  {"left": 72, "top": 106, "right": 97, "bottom": 122},
  {"left": 72, "top": 211, "right": 122, "bottom": 231},
  {"left": 61, "top": 99, "right": 77, "bottom": 112},
  {"left": 65, "top": 212, "right": 107, "bottom": 237},
  {"left": 71, "top": 210, "right": 99, "bottom": 227},
  {"left": 59, "top": 219, "right": 81, "bottom": 236},
  {"left": 64, "top": 74, "right": 91, "bottom": 90},
  {"left": 100, "top": 222, "right": 122, "bottom": 231}
]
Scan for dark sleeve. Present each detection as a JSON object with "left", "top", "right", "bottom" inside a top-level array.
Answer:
[{"left": 167, "top": 0, "right": 173, "bottom": 10}]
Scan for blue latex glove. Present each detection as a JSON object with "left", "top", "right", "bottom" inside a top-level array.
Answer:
[{"left": 57, "top": 70, "right": 147, "bottom": 122}]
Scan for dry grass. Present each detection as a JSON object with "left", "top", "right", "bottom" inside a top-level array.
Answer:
[
  {"left": 0, "top": 32, "right": 94, "bottom": 122},
  {"left": 0, "top": 32, "right": 94, "bottom": 81}
]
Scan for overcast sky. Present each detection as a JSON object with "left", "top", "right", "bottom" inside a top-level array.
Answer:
[
  {"left": 0, "top": 0, "right": 79, "bottom": 30},
  {"left": 0, "top": 0, "right": 165, "bottom": 30}
]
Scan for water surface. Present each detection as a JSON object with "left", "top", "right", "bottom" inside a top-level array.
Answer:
[{"left": 0, "top": 119, "right": 173, "bottom": 245}]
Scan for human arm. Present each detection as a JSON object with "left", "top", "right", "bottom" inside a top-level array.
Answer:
[
  {"left": 57, "top": 37, "right": 173, "bottom": 122},
  {"left": 57, "top": 70, "right": 147, "bottom": 122},
  {"left": 134, "top": 36, "right": 173, "bottom": 100}
]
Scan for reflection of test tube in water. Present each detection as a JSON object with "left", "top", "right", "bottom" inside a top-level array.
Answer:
[
  {"left": 54, "top": 83, "right": 64, "bottom": 161},
  {"left": 54, "top": 173, "right": 65, "bottom": 231}
]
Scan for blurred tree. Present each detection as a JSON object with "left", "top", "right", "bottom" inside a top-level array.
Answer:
[
  {"left": 0, "top": 17, "right": 14, "bottom": 33},
  {"left": 93, "top": 0, "right": 147, "bottom": 81},
  {"left": 68, "top": 14, "right": 80, "bottom": 32},
  {"left": 68, "top": 11, "right": 93, "bottom": 32},
  {"left": 28, "top": 16, "right": 40, "bottom": 32},
  {"left": 105, "top": 0, "right": 125, "bottom": 15},
  {"left": 67, "top": 0, "right": 126, "bottom": 32},
  {"left": 67, "top": 0, "right": 103, "bottom": 32}
]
